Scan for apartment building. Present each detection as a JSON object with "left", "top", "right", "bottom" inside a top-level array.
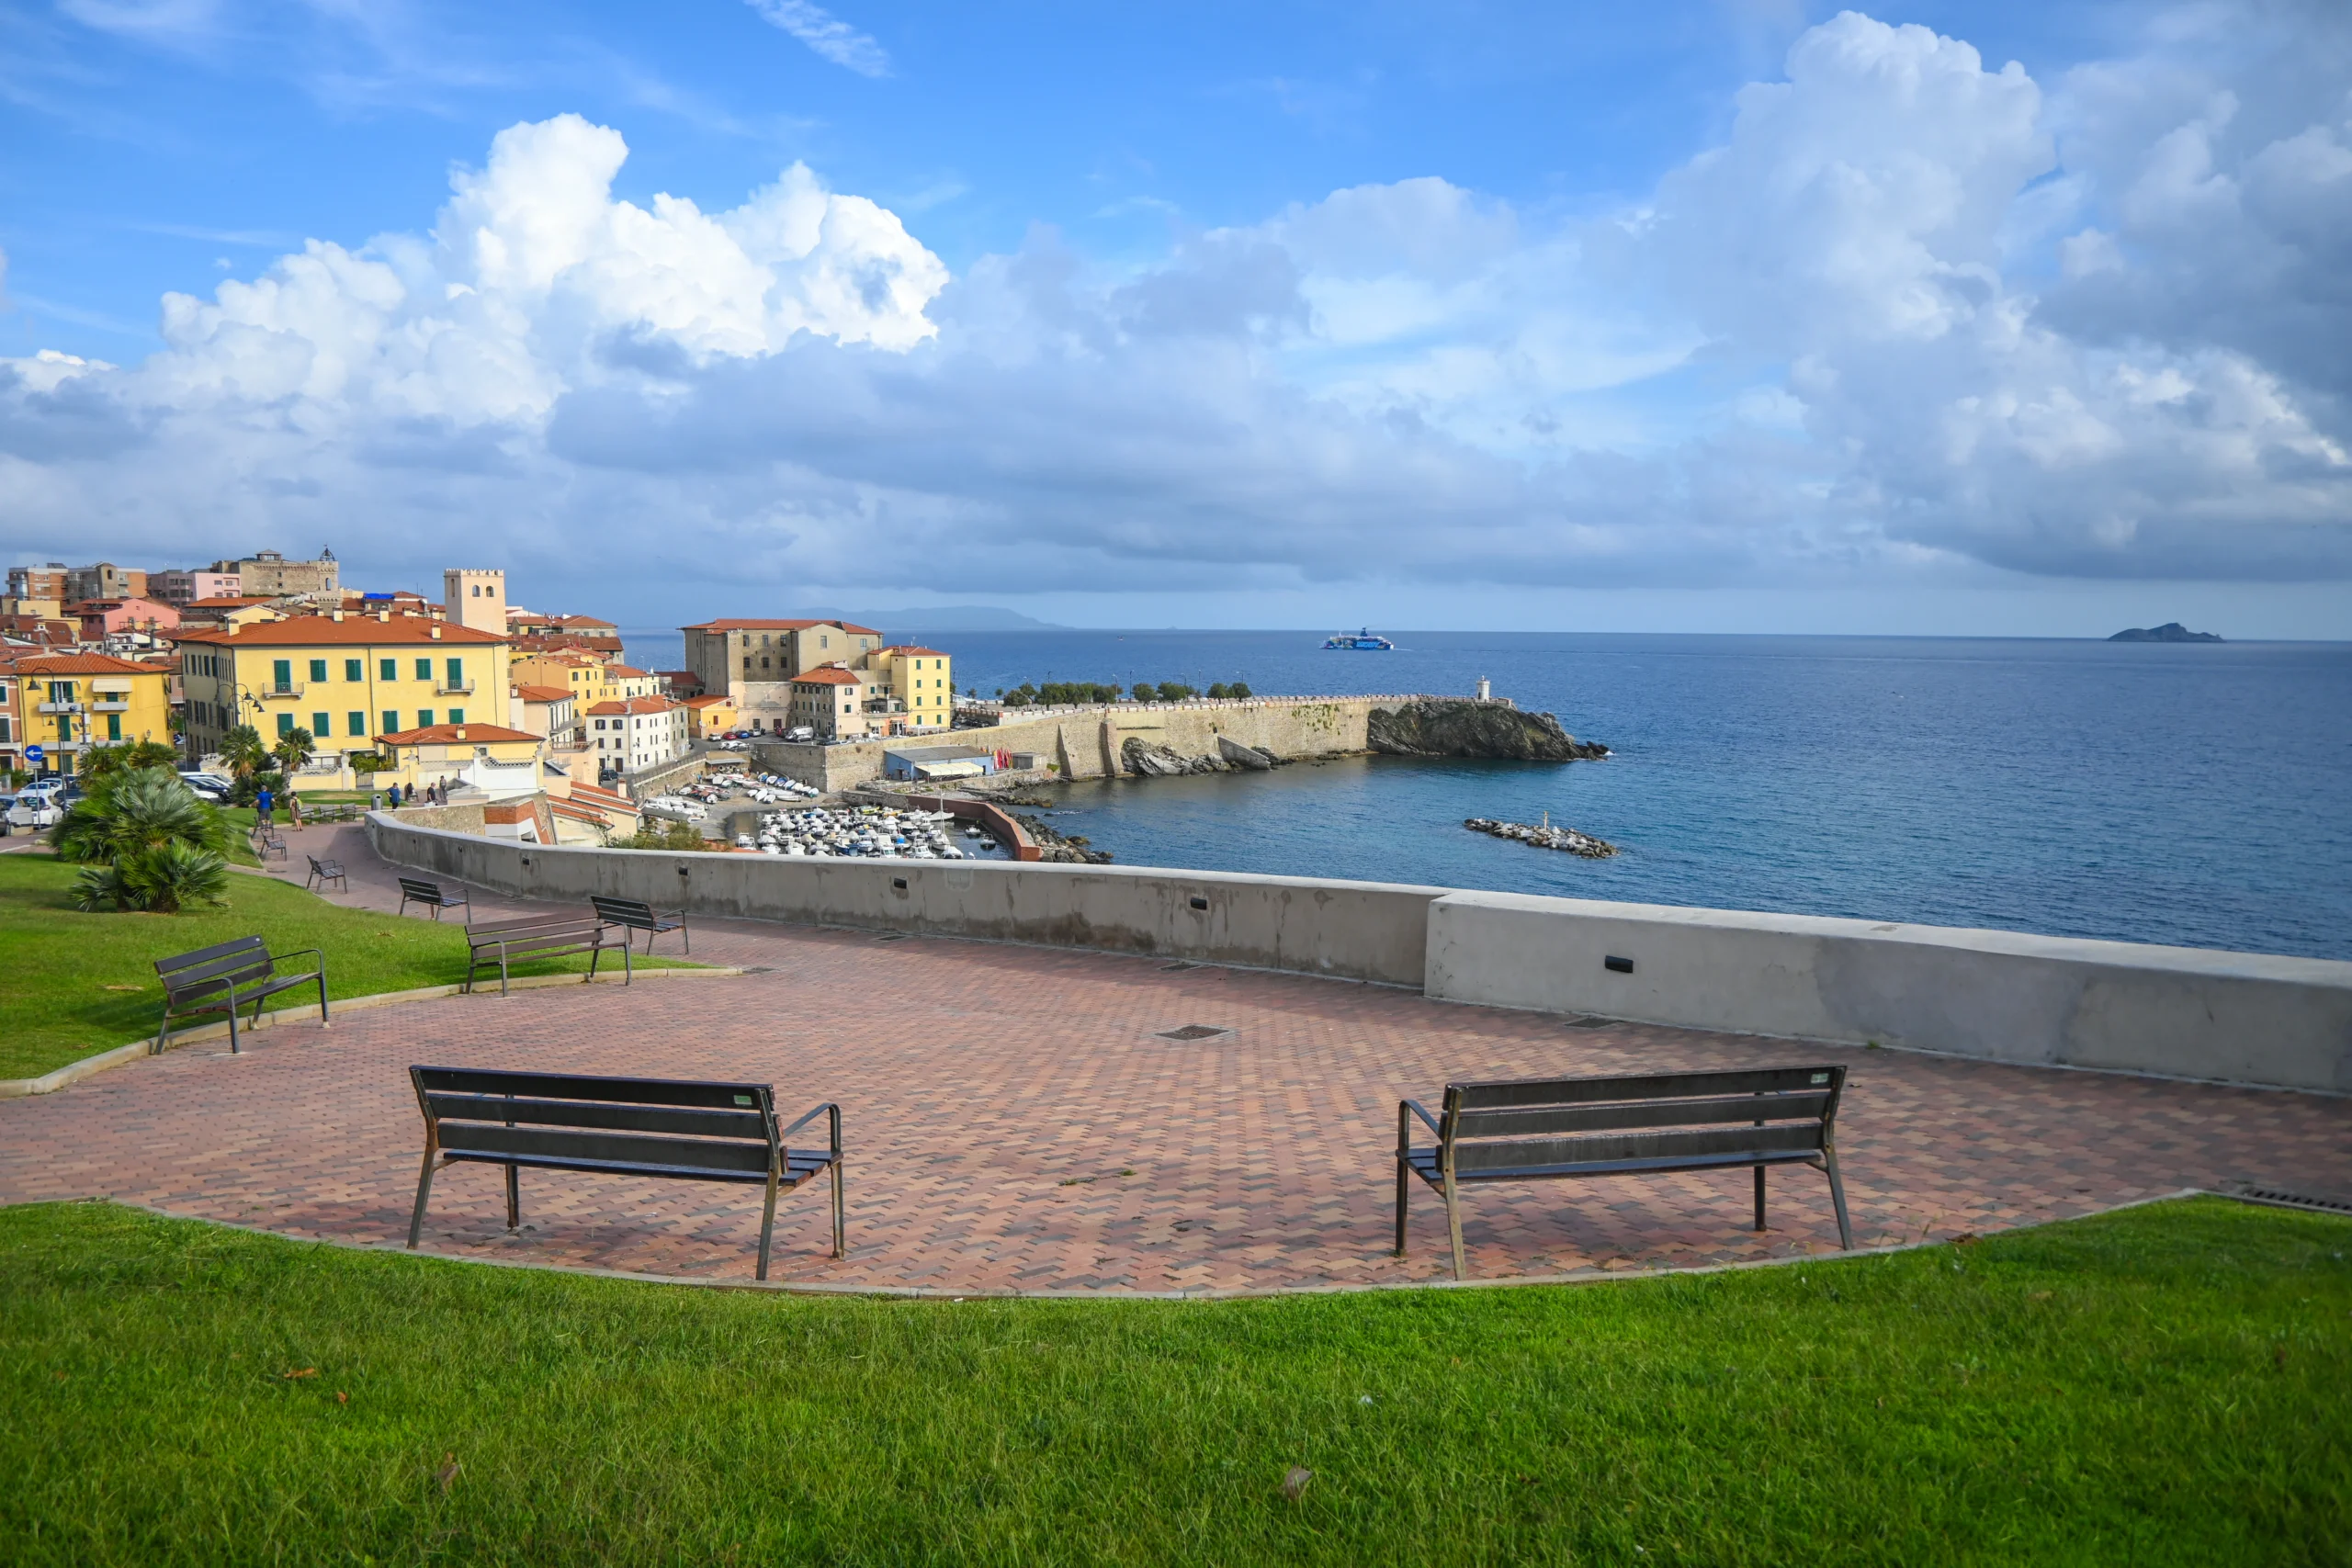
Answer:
[
  {"left": 210, "top": 549, "right": 339, "bottom": 597},
  {"left": 1, "top": 651, "right": 175, "bottom": 774},
  {"left": 71, "top": 596, "right": 181, "bottom": 641},
  {"left": 603, "top": 664, "right": 661, "bottom": 700},
  {"left": 585, "top": 694, "right": 690, "bottom": 774},
  {"left": 868, "top": 646, "right": 956, "bottom": 731},
  {"left": 679, "top": 618, "right": 883, "bottom": 732},
  {"left": 785, "top": 666, "right": 869, "bottom": 739},
  {"left": 512, "top": 649, "right": 612, "bottom": 707},
  {"left": 372, "top": 721, "right": 544, "bottom": 793},
  {"left": 149, "top": 569, "right": 243, "bottom": 607},
  {"left": 511, "top": 683, "right": 582, "bottom": 749},
  {"left": 175, "top": 613, "right": 512, "bottom": 767}
]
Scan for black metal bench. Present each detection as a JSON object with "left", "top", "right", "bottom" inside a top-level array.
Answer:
[
  {"left": 590, "top": 895, "right": 689, "bottom": 955},
  {"left": 153, "top": 936, "right": 330, "bottom": 1055},
  {"left": 405, "top": 1066, "right": 843, "bottom": 1280},
  {"left": 461, "top": 909, "right": 630, "bottom": 996},
  {"left": 397, "top": 876, "right": 469, "bottom": 919},
  {"left": 1397, "top": 1065, "right": 1855, "bottom": 1279},
  {"left": 252, "top": 829, "right": 288, "bottom": 862},
  {"left": 305, "top": 853, "right": 348, "bottom": 892}
]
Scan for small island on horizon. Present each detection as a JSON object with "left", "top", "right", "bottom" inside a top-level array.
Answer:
[{"left": 2109, "top": 622, "right": 2224, "bottom": 643}]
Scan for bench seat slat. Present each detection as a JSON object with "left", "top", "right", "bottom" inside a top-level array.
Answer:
[
  {"left": 426, "top": 1093, "right": 768, "bottom": 1140},
  {"left": 440, "top": 1149, "right": 837, "bottom": 1187},
  {"left": 415, "top": 1068, "right": 770, "bottom": 1110},
  {"left": 1452, "top": 1122, "right": 1825, "bottom": 1174},
  {"left": 157, "top": 936, "right": 267, "bottom": 974},
  {"left": 1452, "top": 1066, "right": 1839, "bottom": 1111},
  {"left": 466, "top": 913, "right": 599, "bottom": 936},
  {"left": 1407, "top": 1145, "right": 1823, "bottom": 1186},
  {"left": 1452, "top": 1091, "right": 1832, "bottom": 1140},
  {"left": 169, "top": 973, "right": 320, "bottom": 1011},
  {"left": 438, "top": 1124, "right": 775, "bottom": 1175},
  {"left": 467, "top": 931, "right": 609, "bottom": 955}
]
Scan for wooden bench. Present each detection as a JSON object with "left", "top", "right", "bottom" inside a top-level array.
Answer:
[
  {"left": 153, "top": 936, "right": 329, "bottom": 1055},
  {"left": 461, "top": 909, "right": 630, "bottom": 996},
  {"left": 397, "top": 876, "right": 469, "bottom": 920},
  {"left": 304, "top": 853, "right": 348, "bottom": 892},
  {"left": 591, "top": 895, "right": 689, "bottom": 955},
  {"left": 405, "top": 1066, "right": 843, "bottom": 1280},
  {"left": 1397, "top": 1065, "right": 1854, "bottom": 1279}
]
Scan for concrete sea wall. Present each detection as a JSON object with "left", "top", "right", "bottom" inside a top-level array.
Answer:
[{"left": 367, "top": 818, "right": 2352, "bottom": 1095}]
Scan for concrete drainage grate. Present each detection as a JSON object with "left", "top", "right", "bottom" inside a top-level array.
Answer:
[
  {"left": 2216, "top": 1179, "right": 2352, "bottom": 1214},
  {"left": 1156, "top": 1023, "right": 1232, "bottom": 1043}
]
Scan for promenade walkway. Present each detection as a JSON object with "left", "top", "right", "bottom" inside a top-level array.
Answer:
[{"left": 2, "top": 820, "right": 2344, "bottom": 1294}]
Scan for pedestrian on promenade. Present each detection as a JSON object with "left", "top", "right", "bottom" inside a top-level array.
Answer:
[
  {"left": 387, "top": 783, "right": 401, "bottom": 808},
  {"left": 255, "top": 784, "right": 274, "bottom": 829},
  {"left": 288, "top": 792, "right": 303, "bottom": 829}
]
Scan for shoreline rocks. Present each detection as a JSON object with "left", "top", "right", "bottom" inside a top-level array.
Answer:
[
  {"left": 1006, "top": 809, "right": 1114, "bottom": 864},
  {"left": 1122, "top": 736, "right": 1232, "bottom": 776},
  {"left": 1369, "top": 700, "right": 1609, "bottom": 761},
  {"left": 1464, "top": 816, "right": 1617, "bottom": 858}
]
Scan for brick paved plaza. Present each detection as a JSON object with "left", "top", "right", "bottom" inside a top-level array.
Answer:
[{"left": 2, "top": 822, "right": 2345, "bottom": 1294}]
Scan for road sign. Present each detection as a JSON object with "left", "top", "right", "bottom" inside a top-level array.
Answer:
[{"left": 23, "top": 745, "right": 43, "bottom": 764}]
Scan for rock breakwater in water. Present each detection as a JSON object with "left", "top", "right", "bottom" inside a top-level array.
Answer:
[
  {"left": 1464, "top": 816, "right": 1617, "bottom": 857},
  {"left": 1007, "top": 810, "right": 1114, "bottom": 863},
  {"left": 1368, "top": 699, "right": 1609, "bottom": 761}
]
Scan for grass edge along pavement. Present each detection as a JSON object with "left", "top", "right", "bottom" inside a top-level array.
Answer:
[
  {"left": 0, "top": 851, "right": 701, "bottom": 1083},
  {"left": 2, "top": 1198, "right": 2346, "bottom": 1564}
]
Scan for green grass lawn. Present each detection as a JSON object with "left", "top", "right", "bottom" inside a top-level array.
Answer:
[
  {"left": 1, "top": 1198, "right": 2344, "bottom": 1565},
  {"left": 0, "top": 852, "right": 693, "bottom": 1081}
]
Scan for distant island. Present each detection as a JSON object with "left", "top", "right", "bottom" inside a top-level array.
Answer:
[
  {"left": 2109, "top": 623, "right": 2223, "bottom": 643},
  {"left": 799, "top": 604, "right": 1066, "bottom": 631}
]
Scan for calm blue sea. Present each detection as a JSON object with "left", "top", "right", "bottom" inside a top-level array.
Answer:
[{"left": 621, "top": 628, "right": 2352, "bottom": 961}]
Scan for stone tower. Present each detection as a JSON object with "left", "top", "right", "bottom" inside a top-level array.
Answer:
[{"left": 444, "top": 568, "right": 507, "bottom": 634}]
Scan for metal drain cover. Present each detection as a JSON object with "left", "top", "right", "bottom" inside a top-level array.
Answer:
[
  {"left": 1157, "top": 1023, "right": 1231, "bottom": 1042},
  {"left": 2216, "top": 1179, "right": 2352, "bottom": 1214}
]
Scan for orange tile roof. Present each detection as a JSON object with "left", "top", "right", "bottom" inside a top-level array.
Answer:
[
  {"left": 378, "top": 722, "right": 540, "bottom": 745},
  {"left": 8, "top": 652, "right": 167, "bottom": 676},
  {"left": 176, "top": 615, "right": 506, "bottom": 647},
  {"left": 512, "top": 684, "right": 574, "bottom": 703},
  {"left": 605, "top": 664, "right": 649, "bottom": 677},
  {"left": 682, "top": 617, "right": 882, "bottom": 635},
  {"left": 877, "top": 646, "right": 951, "bottom": 657},
  {"left": 681, "top": 694, "right": 731, "bottom": 707},
  {"left": 186, "top": 595, "right": 281, "bottom": 608},
  {"left": 585, "top": 696, "right": 683, "bottom": 715},
  {"left": 791, "top": 667, "right": 862, "bottom": 685}
]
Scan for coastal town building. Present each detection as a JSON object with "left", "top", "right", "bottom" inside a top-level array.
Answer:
[
  {"left": 585, "top": 694, "right": 690, "bottom": 774},
  {"left": 175, "top": 613, "right": 514, "bottom": 772},
  {"left": 443, "top": 569, "right": 506, "bottom": 635},
  {"left": 786, "top": 665, "right": 868, "bottom": 739},
  {"left": 149, "top": 569, "right": 243, "bottom": 608},
  {"left": 512, "top": 649, "right": 613, "bottom": 707},
  {"left": 511, "top": 683, "right": 582, "bottom": 749},
  {"left": 179, "top": 596, "right": 285, "bottom": 630},
  {"left": 69, "top": 595, "right": 181, "bottom": 643},
  {"left": 679, "top": 618, "right": 883, "bottom": 733},
  {"left": 6, "top": 565, "right": 71, "bottom": 604},
  {"left": 372, "top": 721, "right": 543, "bottom": 794},
  {"left": 209, "top": 549, "right": 340, "bottom": 598},
  {"left": 57, "top": 563, "right": 150, "bottom": 604},
  {"left": 1, "top": 651, "right": 175, "bottom": 774},
  {"left": 867, "top": 646, "right": 956, "bottom": 731},
  {"left": 681, "top": 693, "right": 738, "bottom": 740},
  {"left": 604, "top": 664, "right": 661, "bottom": 700}
]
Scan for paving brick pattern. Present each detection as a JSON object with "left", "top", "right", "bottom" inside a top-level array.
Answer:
[{"left": 2, "top": 821, "right": 2345, "bottom": 1293}]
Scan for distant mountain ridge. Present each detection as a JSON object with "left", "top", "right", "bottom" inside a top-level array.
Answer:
[{"left": 2109, "top": 623, "right": 2223, "bottom": 643}]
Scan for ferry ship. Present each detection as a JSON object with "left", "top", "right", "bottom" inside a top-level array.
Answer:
[{"left": 1321, "top": 628, "right": 1396, "bottom": 650}]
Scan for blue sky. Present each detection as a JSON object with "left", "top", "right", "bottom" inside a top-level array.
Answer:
[{"left": 4, "top": 0, "right": 2348, "bottom": 635}]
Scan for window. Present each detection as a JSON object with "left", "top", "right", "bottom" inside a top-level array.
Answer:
[
  {"left": 447, "top": 708, "right": 464, "bottom": 725},
  {"left": 415, "top": 659, "right": 432, "bottom": 681},
  {"left": 273, "top": 659, "right": 292, "bottom": 691},
  {"left": 446, "top": 657, "right": 463, "bottom": 688},
  {"left": 470, "top": 584, "right": 481, "bottom": 597},
  {"left": 309, "top": 659, "right": 328, "bottom": 682},
  {"left": 311, "top": 712, "right": 330, "bottom": 738},
  {"left": 743, "top": 657, "right": 752, "bottom": 672},
  {"left": 347, "top": 712, "right": 366, "bottom": 738},
  {"left": 381, "top": 711, "right": 399, "bottom": 734},
  {"left": 107, "top": 714, "right": 122, "bottom": 740},
  {"left": 345, "top": 659, "right": 363, "bottom": 682},
  {"left": 417, "top": 710, "right": 434, "bottom": 729},
  {"left": 0, "top": 717, "right": 8, "bottom": 742},
  {"left": 277, "top": 714, "right": 294, "bottom": 737},
  {"left": 486, "top": 584, "right": 495, "bottom": 599},
  {"left": 380, "top": 658, "right": 396, "bottom": 681}
]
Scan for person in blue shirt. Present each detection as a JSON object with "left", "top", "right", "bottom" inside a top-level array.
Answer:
[{"left": 255, "top": 784, "right": 275, "bottom": 828}]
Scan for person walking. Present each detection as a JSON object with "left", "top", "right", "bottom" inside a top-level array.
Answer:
[
  {"left": 254, "top": 783, "right": 275, "bottom": 829},
  {"left": 288, "top": 792, "right": 304, "bottom": 829},
  {"left": 387, "top": 783, "right": 401, "bottom": 809}
]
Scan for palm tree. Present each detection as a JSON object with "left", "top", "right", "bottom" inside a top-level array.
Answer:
[
  {"left": 271, "top": 727, "right": 316, "bottom": 779},
  {"left": 60, "top": 767, "right": 232, "bottom": 914},
  {"left": 83, "top": 740, "right": 181, "bottom": 781},
  {"left": 220, "top": 725, "right": 269, "bottom": 784}
]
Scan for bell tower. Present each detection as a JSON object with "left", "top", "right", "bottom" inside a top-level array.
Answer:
[{"left": 443, "top": 568, "right": 506, "bottom": 634}]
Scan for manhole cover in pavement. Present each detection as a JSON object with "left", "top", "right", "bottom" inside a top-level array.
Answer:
[{"left": 1156, "top": 1023, "right": 1232, "bottom": 1042}]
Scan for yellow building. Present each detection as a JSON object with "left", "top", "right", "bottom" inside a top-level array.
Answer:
[
  {"left": 603, "top": 663, "right": 661, "bottom": 700},
  {"left": 681, "top": 693, "right": 739, "bottom": 740},
  {"left": 176, "top": 612, "right": 513, "bottom": 769},
  {"left": 6, "top": 652, "right": 174, "bottom": 775},
  {"left": 373, "top": 721, "right": 546, "bottom": 794},
  {"left": 511, "top": 649, "right": 611, "bottom": 707},
  {"left": 869, "top": 646, "right": 956, "bottom": 731}
]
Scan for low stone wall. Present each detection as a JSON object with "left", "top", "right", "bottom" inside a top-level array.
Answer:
[
  {"left": 1424, "top": 892, "right": 2352, "bottom": 1096},
  {"left": 364, "top": 817, "right": 2352, "bottom": 1094}
]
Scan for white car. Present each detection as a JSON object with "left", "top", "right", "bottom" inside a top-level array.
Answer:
[
  {"left": 178, "top": 771, "right": 233, "bottom": 803},
  {"left": 1, "top": 793, "right": 62, "bottom": 832}
]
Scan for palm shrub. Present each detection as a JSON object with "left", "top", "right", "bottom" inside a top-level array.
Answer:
[
  {"left": 271, "top": 727, "right": 315, "bottom": 779},
  {"left": 82, "top": 740, "right": 182, "bottom": 780},
  {"left": 59, "top": 767, "right": 233, "bottom": 914},
  {"left": 220, "top": 725, "right": 269, "bottom": 784}
]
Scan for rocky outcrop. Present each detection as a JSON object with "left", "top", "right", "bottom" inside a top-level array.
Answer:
[
  {"left": 1216, "top": 735, "right": 1278, "bottom": 771},
  {"left": 1006, "top": 810, "right": 1114, "bottom": 863},
  {"left": 2109, "top": 622, "right": 2223, "bottom": 643},
  {"left": 1465, "top": 817, "right": 1617, "bottom": 858},
  {"left": 1122, "top": 737, "right": 1230, "bottom": 777},
  {"left": 1368, "top": 700, "right": 1608, "bottom": 761}
]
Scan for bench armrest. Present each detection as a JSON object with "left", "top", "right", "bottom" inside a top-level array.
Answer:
[
  {"left": 1400, "top": 1098, "right": 1443, "bottom": 1139},
  {"left": 778, "top": 1101, "right": 839, "bottom": 1141},
  {"left": 266, "top": 946, "right": 327, "bottom": 977}
]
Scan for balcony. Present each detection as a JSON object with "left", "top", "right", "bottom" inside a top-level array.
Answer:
[
  {"left": 259, "top": 683, "right": 305, "bottom": 700},
  {"left": 91, "top": 701, "right": 130, "bottom": 713},
  {"left": 36, "top": 702, "right": 84, "bottom": 715},
  {"left": 435, "top": 681, "right": 477, "bottom": 696}
]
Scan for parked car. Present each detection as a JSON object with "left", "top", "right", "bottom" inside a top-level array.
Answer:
[
  {"left": 177, "top": 771, "right": 233, "bottom": 803},
  {"left": 1, "top": 792, "right": 62, "bottom": 832},
  {"left": 784, "top": 726, "right": 816, "bottom": 743}
]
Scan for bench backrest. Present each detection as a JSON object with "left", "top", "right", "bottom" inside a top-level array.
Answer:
[
  {"left": 1440, "top": 1066, "right": 1846, "bottom": 1175},
  {"left": 590, "top": 896, "right": 656, "bottom": 923},
  {"left": 156, "top": 936, "right": 273, "bottom": 1006},
  {"left": 399, "top": 877, "right": 446, "bottom": 900},
  {"left": 464, "top": 909, "right": 605, "bottom": 943},
  {"left": 411, "top": 1066, "right": 779, "bottom": 1178}
]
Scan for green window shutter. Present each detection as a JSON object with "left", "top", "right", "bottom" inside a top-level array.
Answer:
[
  {"left": 447, "top": 657, "right": 463, "bottom": 688},
  {"left": 107, "top": 714, "right": 122, "bottom": 739},
  {"left": 345, "top": 659, "right": 363, "bottom": 682},
  {"left": 347, "top": 712, "right": 366, "bottom": 737},
  {"left": 381, "top": 711, "right": 399, "bottom": 735},
  {"left": 309, "top": 659, "right": 327, "bottom": 682},
  {"left": 380, "top": 659, "right": 396, "bottom": 681},
  {"left": 415, "top": 659, "right": 432, "bottom": 681},
  {"left": 277, "top": 714, "right": 293, "bottom": 737},
  {"left": 311, "top": 713, "right": 330, "bottom": 738},
  {"left": 447, "top": 708, "right": 465, "bottom": 725},
  {"left": 417, "top": 710, "right": 434, "bottom": 729},
  {"left": 273, "top": 660, "right": 291, "bottom": 690}
]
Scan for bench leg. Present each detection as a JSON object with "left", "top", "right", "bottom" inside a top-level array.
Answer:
[
  {"left": 407, "top": 1152, "right": 437, "bottom": 1247},
  {"left": 1754, "top": 1164, "right": 1767, "bottom": 1232},
  {"left": 316, "top": 973, "right": 331, "bottom": 1029},
  {"left": 830, "top": 1156, "right": 845, "bottom": 1260},
  {"left": 505, "top": 1164, "right": 520, "bottom": 1230},
  {"left": 1823, "top": 1147, "right": 1854, "bottom": 1251},
  {"left": 1442, "top": 1169, "right": 1466, "bottom": 1281},
  {"left": 621, "top": 942, "right": 632, "bottom": 987},
  {"left": 1394, "top": 1102, "right": 1411, "bottom": 1258},
  {"left": 757, "top": 1170, "right": 779, "bottom": 1282},
  {"left": 224, "top": 1003, "right": 239, "bottom": 1055}
]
